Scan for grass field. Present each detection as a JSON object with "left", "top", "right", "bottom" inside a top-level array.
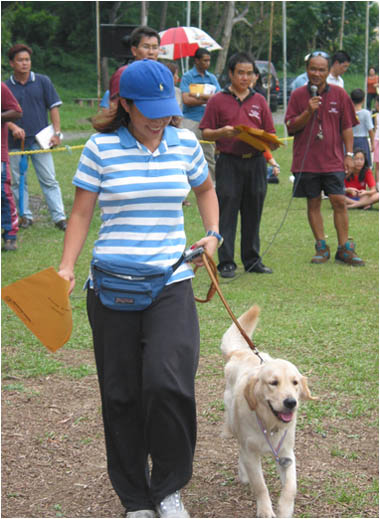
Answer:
[{"left": 2, "top": 112, "right": 379, "bottom": 517}]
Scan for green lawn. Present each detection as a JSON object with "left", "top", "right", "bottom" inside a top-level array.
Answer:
[
  {"left": 2, "top": 123, "right": 378, "bottom": 517},
  {"left": 2, "top": 130, "right": 378, "bottom": 411}
]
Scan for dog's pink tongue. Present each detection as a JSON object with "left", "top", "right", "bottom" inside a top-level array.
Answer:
[{"left": 279, "top": 412, "right": 293, "bottom": 422}]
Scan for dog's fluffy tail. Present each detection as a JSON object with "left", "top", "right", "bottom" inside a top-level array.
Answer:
[{"left": 221, "top": 305, "right": 260, "bottom": 357}]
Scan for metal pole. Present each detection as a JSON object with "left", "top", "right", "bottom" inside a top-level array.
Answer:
[
  {"left": 339, "top": 1, "right": 346, "bottom": 49},
  {"left": 199, "top": 0, "right": 202, "bottom": 30},
  {"left": 96, "top": 0, "right": 101, "bottom": 103},
  {"left": 267, "top": 2, "right": 274, "bottom": 107},
  {"left": 364, "top": 1, "right": 369, "bottom": 109},
  {"left": 282, "top": 0, "right": 288, "bottom": 143},
  {"left": 186, "top": 0, "right": 191, "bottom": 72}
]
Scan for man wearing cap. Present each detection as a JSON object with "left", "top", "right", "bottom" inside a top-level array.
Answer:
[
  {"left": 6, "top": 43, "right": 67, "bottom": 231},
  {"left": 58, "top": 59, "right": 220, "bottom": 519},
  {"left": 200, "top": 52, "right": 277, "bottom": 278},
  {"left": 108, "top": 25, "right": 161, "bottom": 104},
  {"left": 180, "top": 48, "right": 221, "bottom": 180},
  {"left": 285, "top": 51, "right": 364, "bottom": 266}
]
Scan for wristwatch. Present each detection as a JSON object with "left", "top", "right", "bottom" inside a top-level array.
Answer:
[
  {"left": 345, "top": 152, "right": 354, "bottom": 158},
  {"left": 206, "top": 230, "right": 224, "bottom": 247},
  {"left": 54, "top": 131, "right": 63, "bottom": 139}
]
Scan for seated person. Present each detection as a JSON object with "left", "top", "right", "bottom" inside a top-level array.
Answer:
[{"left": 345, "top": 148, "right": 379, "bottom": 209}]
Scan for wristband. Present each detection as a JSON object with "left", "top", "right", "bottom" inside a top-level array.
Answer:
[
  {"left": 206, "top": 230, "right": 224, "bottom": 247},
  {"left": 345, "top": 152, "right": 354, "bottom": 158}
]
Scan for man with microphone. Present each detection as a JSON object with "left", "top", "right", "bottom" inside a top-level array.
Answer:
[{"left": 285, "top": 51, "right": 364, "bottom": 266}]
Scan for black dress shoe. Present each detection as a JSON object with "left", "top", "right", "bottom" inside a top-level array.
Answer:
[
  {"left": 247, "top": 263, "right": 273, "bottom": 274},
  {"left": 219, "top": 263, "right": 236, "bottom": 278}
]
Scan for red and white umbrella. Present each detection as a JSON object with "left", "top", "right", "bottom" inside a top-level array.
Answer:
[{"left": 159, "top": 26, "right": 222, "bottom": 60}]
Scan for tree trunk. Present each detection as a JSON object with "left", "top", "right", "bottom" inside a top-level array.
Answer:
[
  {"left": 213, "top": 3, "right": 229, "bottom": 44},
  {"left": 159, "top": 1, "right": 168, "bottom": 31},
  {"left": 215, "top": 1, "right": 235, "bottom": 76}
]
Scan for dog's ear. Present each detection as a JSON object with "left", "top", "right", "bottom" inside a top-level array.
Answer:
[
  {"left": 300, "top": 376, "right": 318, "bottom": 401},
  {"left": 244, "top": 375, "right": 258, "bottom": 410}
]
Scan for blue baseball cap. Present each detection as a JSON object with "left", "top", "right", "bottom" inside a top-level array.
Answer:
[{"left": 119, "top": 59, "right": 183, "bottom": 119}]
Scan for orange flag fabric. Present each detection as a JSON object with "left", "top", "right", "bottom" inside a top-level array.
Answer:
[
  {"left": 234, "top": 124, "right": 283, "bottom": 152},
  {"left": 2, "top": 267, "right": 72, "bottom": 352}
]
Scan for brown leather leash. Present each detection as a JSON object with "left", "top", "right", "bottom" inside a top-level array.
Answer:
[{"left": 194, "top": 251, "right": 264, "bottom": 362}]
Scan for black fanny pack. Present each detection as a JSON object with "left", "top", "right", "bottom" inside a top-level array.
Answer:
[{"left": 91, "top": 254, "right": 185, "bottom": 311}]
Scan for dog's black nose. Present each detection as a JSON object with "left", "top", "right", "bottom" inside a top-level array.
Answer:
[{"left": 284, "top": 397, "right": 297, "bottom": 409}]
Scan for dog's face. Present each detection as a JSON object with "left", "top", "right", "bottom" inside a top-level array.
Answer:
[{"left": 244, "top": 359, "right": 313, "bottom": 424}]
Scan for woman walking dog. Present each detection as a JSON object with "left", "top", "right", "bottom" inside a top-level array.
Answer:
[{"left": 58, "top": 60, "right": 220, "bottom": 518}]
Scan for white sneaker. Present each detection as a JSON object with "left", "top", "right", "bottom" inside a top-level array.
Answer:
[
  {"left": 126, "top": 510, "right": 156, "bottom": 518},
  {"left": 156, "top": 491, "right": 189, "bottom": 518}
]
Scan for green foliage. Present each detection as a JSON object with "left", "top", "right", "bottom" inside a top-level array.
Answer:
[{"left": 1, "top": 1, "right": 378, "bottom": 79}]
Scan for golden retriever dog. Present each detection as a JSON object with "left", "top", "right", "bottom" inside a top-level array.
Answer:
[{"left": 221, "top": 305, "right": 315, "bottom": 518}]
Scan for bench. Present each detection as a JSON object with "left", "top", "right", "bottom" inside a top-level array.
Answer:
[{"left": 74, "top": 98, "right": 99, "bottom": 107}]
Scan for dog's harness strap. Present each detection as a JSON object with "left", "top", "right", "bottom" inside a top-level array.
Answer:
[
  {"left": 195, "top": 252, "right": 263, "bottom": 361},
  {"left": 256, "top": 415, "right": 288, "bottom": 464}
]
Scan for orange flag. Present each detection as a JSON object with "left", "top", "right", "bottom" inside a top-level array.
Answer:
[
  {"left": 2, "top": 267, "right": 72, "bottom": 352},
  {"left": 234, "top": 124, "right": 283, "bottom": 152}
]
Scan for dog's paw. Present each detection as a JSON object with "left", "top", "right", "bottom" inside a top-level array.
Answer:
[
  {"left": 257, "top": 504, "right": 276, "bottom": 518},
  {"left": 277, "top": 504, "right": 294, "bottom": 518}
]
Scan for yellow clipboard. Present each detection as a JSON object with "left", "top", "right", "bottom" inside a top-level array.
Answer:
[{"left": 2, "top": 267, "right": 72, "bottom": 352}]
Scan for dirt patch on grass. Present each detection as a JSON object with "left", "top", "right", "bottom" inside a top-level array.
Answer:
[{"left": 2, "top": 351, "right": 378, "bottom": 518}]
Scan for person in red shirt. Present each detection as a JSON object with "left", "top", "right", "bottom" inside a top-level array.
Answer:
[
  {"left": 200, "top": 52, "right": 278, "bottom": 277},
  {"left": 285, "top": 51, "right": 364, "bottom": 266},
  {"left": 1, "top": 82, "right": 22, "bottom": 251},
  {"left": 366, "top": 66, "right": 379, "bottom": 111},
  {"left": 345, "top": 148, "right": 379, "bottom": 209}
]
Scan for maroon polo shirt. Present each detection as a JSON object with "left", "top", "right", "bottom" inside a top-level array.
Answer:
[
  {"left": 199, "top": 88, "right": 276, "bottom": 156},
  {"left": 1, "top": 82, "right": 22, "bottom": 163},
  {"left": 285, "top": 84, "right": 358, "bottom": 173}
]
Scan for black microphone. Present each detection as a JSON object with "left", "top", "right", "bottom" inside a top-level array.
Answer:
[{"left": 310, "top": 85, "right": 318, "bottom": 97}]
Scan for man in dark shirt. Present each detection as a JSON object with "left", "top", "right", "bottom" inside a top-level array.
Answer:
[
  {"left": 200, "top": 52, "right": 278, "bottom": 277},
  {"left": 285, "top": 51, "right": 364, "bottom": 266},
  {"left": 6, "top": 44, "right": 67, "bottom": 230}
]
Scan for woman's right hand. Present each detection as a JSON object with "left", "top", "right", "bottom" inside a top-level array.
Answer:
[{"left": 57, "top": 268, "right": 75, "bottom": 295}]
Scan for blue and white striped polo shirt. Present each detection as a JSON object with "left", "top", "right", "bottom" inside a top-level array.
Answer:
[{"left": 74, "top": 124, "right": 208, "bottom": 285}]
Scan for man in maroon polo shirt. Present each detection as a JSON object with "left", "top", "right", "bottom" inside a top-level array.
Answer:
[
  {"left": 109, "top": 26, "right": 161, "bottom": 104},
  {"left": 285, "top": 51, "right": 364, "bottom": 266},
  {"left": 200, "top": 52, "right": 278, "bottom": 278}
]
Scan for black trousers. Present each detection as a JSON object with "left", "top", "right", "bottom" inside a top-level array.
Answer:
[
  {"left": 215, "top": 153, "right": 268, "bottom": 270},
  {"left": 87, "top": 280, "right": 200, "bottom": 512}
]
